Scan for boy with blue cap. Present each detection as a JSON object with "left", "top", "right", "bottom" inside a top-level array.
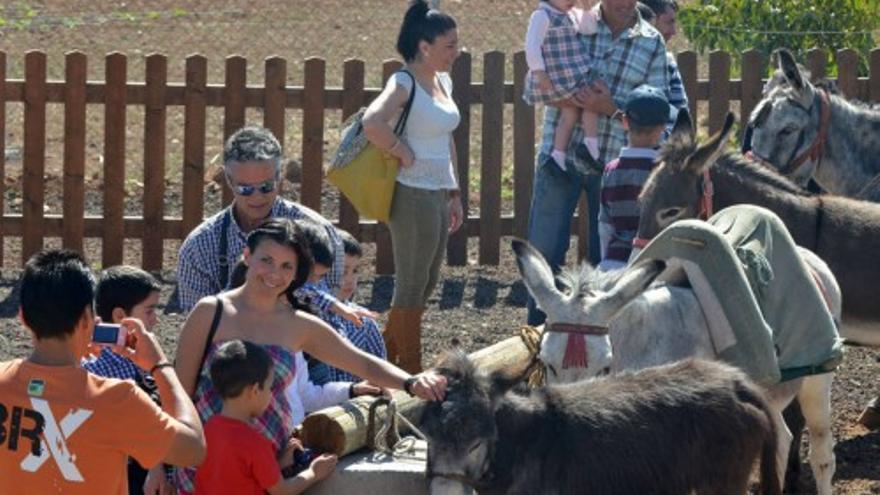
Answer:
[{"left": 598, "top": 84, "right": 671, "bottom": 269}]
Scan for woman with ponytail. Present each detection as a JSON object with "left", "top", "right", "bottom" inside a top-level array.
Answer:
[
  {"left": 362, "top": 0, "right": 463, "bottom": 373},
  {"left": 171, "top": 218, "right": 446, "bottom": 494}
]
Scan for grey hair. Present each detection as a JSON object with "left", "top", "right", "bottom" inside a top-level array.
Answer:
[{"left": 223, "top": 125, "right": 283, "bottom": 174}]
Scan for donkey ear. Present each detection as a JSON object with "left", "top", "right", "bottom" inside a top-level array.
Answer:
[
  {"left": 776, "top": 49, "right": 805, "bottom": 91},
  {"left": 512, "top": 238, "right": 565, "bottom": 313},
  {"left": 685, "top": 112, "right": 735, "bottom": 175},
  {"left": 599, "top": 259, "right": 665, "bottom": 320},
  {"left": 671, "top": 108, "right": 694, "bottom": 139}
]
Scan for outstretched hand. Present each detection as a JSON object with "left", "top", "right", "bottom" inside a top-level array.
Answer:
[{"left": 408, "top": 371, "right": 448, "bottom": 401}]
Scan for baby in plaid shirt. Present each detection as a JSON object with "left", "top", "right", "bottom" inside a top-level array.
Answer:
[
  {"left": 293, "top": 220, "right": 387, "bottom": 384},
  {"left": 524, "top": 0, "right": 603, "bottom": 174}
]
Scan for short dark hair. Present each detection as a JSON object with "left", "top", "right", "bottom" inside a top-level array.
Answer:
[
  {"left": 636, "top": 2, "right": 656, "bottom": 22},
  {"left": 396, "top": 0, "right": 457, "bottom": 62},
  {"left": 95, "top": 266, "right": 161, "bottom": 322},
  {"left": 210, "top": 340, "right": 273, "bottom": 400},
  {"left": 295, "top": 218, "right": 334, "bottom": 269},
  {"left": 20, "top": 249, "right": 95, "bottom": 339},
  {"left": 641, "top": 0, "right": 678, "bottom": 16},
  {"left": 339, "top": 230, "right": 362, "bottom": 258}
]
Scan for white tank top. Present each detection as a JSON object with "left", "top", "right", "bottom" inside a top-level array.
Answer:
[{"left": 390, "top": 71, "right": 461, "bottom": 190}]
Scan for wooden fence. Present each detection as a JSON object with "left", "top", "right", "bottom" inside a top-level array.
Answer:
[{"left": 3, "top": 47, "right": 880, "bottom": 274}]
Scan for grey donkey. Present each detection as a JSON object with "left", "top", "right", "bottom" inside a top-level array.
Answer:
[{"left": 748, "top": 48, "right": 880, "bottom": 201}]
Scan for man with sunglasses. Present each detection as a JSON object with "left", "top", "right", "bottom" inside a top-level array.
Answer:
[{"left": 176, "top": 126, "right": 344, "bottom": 312}]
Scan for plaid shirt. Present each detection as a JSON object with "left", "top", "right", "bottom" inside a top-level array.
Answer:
[
  {"left": 297, "top": 281, "right": 387, "bottom": 384},
  {"left": 539, "top": 11, "right": 670, "bottom": 167},
  {"left": 664, "top": 51, "right": 689, "bottom": 137},
  {"left": 177, "top": 197, "right": 344, "bottom": 312},
  {"left": 82, "top": 349, "right": 160, "bottom": 403}
]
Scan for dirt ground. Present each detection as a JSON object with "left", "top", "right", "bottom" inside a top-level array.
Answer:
[{"left": 0, "top": 238, "right": 877, "bottom": 494}]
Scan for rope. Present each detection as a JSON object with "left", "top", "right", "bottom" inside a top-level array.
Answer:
[
  {"left": 368, "top": 397, "right": 427, "bottom": 458},
  {"left": 519, "top": 325, "right": 547, "bottom": 387}
]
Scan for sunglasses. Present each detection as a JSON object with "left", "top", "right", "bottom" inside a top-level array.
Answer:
[{"left": 230, "top": 178, "right": 278, "bottom": 196}]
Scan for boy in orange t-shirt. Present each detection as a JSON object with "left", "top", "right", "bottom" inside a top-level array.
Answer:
[
  {"left": 194, "top": 340, "right": 337, "bottom": 495},
  {"left": 0, "top": 249, "right": 206, "bottom": 495}
]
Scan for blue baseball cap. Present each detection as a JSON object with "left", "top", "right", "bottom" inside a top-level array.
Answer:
[{"left": 623, "top": 85, "right": 669, "bottom": 126}]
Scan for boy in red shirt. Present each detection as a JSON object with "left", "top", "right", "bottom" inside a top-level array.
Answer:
[{"left": 194, "top": 340, "right": 336, "bottom": 495}]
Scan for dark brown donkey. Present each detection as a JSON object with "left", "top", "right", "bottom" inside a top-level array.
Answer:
[
  {"left": 636, "top": 110, "right": 880, "bottom": 347},
  {"left": 422, "top": 353, "right": 780, "bottom": 495}
]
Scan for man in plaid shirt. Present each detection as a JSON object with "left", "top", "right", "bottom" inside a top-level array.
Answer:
[
  {"left": 176, "top": 126, "right": 343, "bottom": 313},
  {"left": 526, "top": 0, "right": 672, "bottom": 325}
]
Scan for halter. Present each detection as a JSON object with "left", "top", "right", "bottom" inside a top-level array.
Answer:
[
  {"left": 545, "top": 322, "right": 610, "bottom": 370},
  {"left": 546, "top": 322, "right": 610, "bottom": 335},
  {"left": 631, "top": 169, "right": 714, "bottom": 250},
  {"left": 780, "top": 88, "right": 831, "bottom": 177}
]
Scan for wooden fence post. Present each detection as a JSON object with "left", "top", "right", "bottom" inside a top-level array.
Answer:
[
  {"left": 22, "top": 51, "right": 47, "bottom": 263},
  {"left": 301, "top": 57, "right": 325, "bottom": 212},
  {"left": 62, "top": 51, "right": 87, "bottom": 256},
  {"left": 339, "top": 59, "right": 365, "bottom": 238},
  {"left": 264, "top": 57, "right": 287, "bottom": 150},
  {"left": 740, "top": 50, "right": 764, "bottom": 132},
  {"left": 708, "top": 50, "right": 731, "bottom": 135},
  {"left": 836, "top": 49, "right": 859, "bottom": 100},
  {"left": 806, "top": 48, "right": 828, "bottom": 81},
  {"left": 102, "top": 53, "right": 128, "bottom": 267},
  {"left": 143, "top": 54, "right": 167, "bottom": 271},
  {"left": 512, "top": 51, "right": 534, "bottom": 240},
  {"left": 182, "top": 55, "right": 207, "bottom": 236},
  {"left": 447, "top": 52, "right": 471, "bottom": 266},
  {"left": 0, "top": 52, "right": 6, "bottom": 267},
  {"left": 223, "top": 56, "right": 247, "bottom": 204},
  {"left": 871, "top": 49, "right": 880, "bottom": 104},
  {"left": 479, "top": 51, "right": 504, "bottom": 265}
]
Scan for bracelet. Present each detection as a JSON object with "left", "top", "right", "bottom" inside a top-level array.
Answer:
[
  {"left": 149, "top": 361, "right": 174, "bottom": 376},
  {"left": 403, "top": 376, "right": 418, "bottom": 397},
  {"left": 389, "top": 138, "right": 402, "bottom": 153},
  {"left": 348, "top": 383, "right": 356, "bottom": 399}
]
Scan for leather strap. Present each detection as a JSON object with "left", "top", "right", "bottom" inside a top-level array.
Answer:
[
  {"left": 190, "top": 297, "right": 224, "bottom": 400},
  {"left": 217, "top": 207, "right": 232, "bottom": 291},
  {"left": 546, "top": 322, "right": 609, "bottom": 336}
]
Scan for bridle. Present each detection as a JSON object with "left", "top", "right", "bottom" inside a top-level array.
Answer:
[
  {"left": 780, "top": 88, "right": 831, "bottom": 177},
  {"left": 748, "top": 88, "right": 831, "bottom": 178},
  {"left": 632, "top": 169, "right": 714, "bottom": 250},
  {"left": 546, "top": 322, "right": 609, "bottom": 336}
]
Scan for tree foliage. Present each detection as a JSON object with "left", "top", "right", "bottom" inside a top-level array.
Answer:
[{"left": 679, "top": 0, "right": 880, "bottom": 74}]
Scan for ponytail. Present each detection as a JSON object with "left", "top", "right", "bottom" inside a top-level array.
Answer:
[{"left": 396, "top": 0, "right": 457, "bottom": 62}]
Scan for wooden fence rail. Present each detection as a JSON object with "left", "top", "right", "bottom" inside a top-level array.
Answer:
[{"left": 3, "top": 47, "right": 880, "bottom": 273}]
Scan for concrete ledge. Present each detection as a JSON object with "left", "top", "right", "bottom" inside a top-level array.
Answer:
[{"left": 306, "top": 440, "right": 429, "bottom": 494}]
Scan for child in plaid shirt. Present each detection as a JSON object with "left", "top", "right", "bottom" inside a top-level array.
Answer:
[
  {"left": 524, "top": 0, "right": 603, "bottom": 174},
  {"left": 80, "top": 265, "right": 173, "bottom": 495},
  {"left": 293, "top": 220, "right": 387, "bottom": 384}
]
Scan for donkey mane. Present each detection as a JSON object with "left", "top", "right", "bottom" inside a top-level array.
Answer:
[
  {"left": 654, "top": 132, "right": 812, "bottom": 197},
  {"left": 715, "top": 151, "right": 813, "bottom": 196}
]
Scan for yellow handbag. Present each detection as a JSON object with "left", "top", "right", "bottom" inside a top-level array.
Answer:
[{"left": 327, "top": 70, "right": 416, "bottom": 223}]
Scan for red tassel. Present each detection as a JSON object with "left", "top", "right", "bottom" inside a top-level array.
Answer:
[{"left": 561, "top": 333, "right": 588, "bottom": 369}]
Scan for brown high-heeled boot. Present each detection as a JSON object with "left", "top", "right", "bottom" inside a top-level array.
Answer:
[{"left": 383, "top": 307, "right": 425, "bottom": 374}]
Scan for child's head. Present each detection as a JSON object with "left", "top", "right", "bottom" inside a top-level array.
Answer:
[
  {"left": 621, "top": 84, "right": 669, "bottom": 147},
  {"left": 210, "top": 340, "right": 274, "bottom": 416},
  {"left": 338, "top": 230, "right": 363, "bottom": 301},
  {"left": 294, "top": 218, "right": 334, "bottom": 282},
  {"left": 96, "top": 266, "right": 161, "bottom": 331},
  {"left": 19, "top": 249, "right": 95, "bottom": 342}
]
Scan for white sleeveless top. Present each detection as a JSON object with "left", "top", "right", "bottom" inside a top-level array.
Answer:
[{"left": 389, "top": 71, "right": 461, "bottom": 190}]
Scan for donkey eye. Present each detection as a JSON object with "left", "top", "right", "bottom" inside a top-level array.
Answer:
[
  {"left": 659, "top": 207, "right": 683, "bottom": 220},
  {"left": 779, "top": 126, "right": 797, "bottom": 136}
]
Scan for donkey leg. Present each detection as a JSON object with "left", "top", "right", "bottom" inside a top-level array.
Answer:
[
  {"left": 798, "top": 373, "right": 835, "bottom": 495},
  {"left": 765, "top": 383, "right": 800, "bottom": 492}
]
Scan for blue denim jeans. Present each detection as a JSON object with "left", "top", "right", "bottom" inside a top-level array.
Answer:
[{"left": 525, "top": 158, "right": 601, "bottom": 325}]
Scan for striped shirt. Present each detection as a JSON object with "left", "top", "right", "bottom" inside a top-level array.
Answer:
[
  {"left": 665, "top": 51, "right": 689, "bottom": 133},
  {"left": 539, "top": 11, "right": 670, "bottom": 168},
  {"left": 599, "top": 147, "right": 658, "bottom": 262},
  {"left": 176, "top": 197, "right": 344, "bottom": 312}
]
